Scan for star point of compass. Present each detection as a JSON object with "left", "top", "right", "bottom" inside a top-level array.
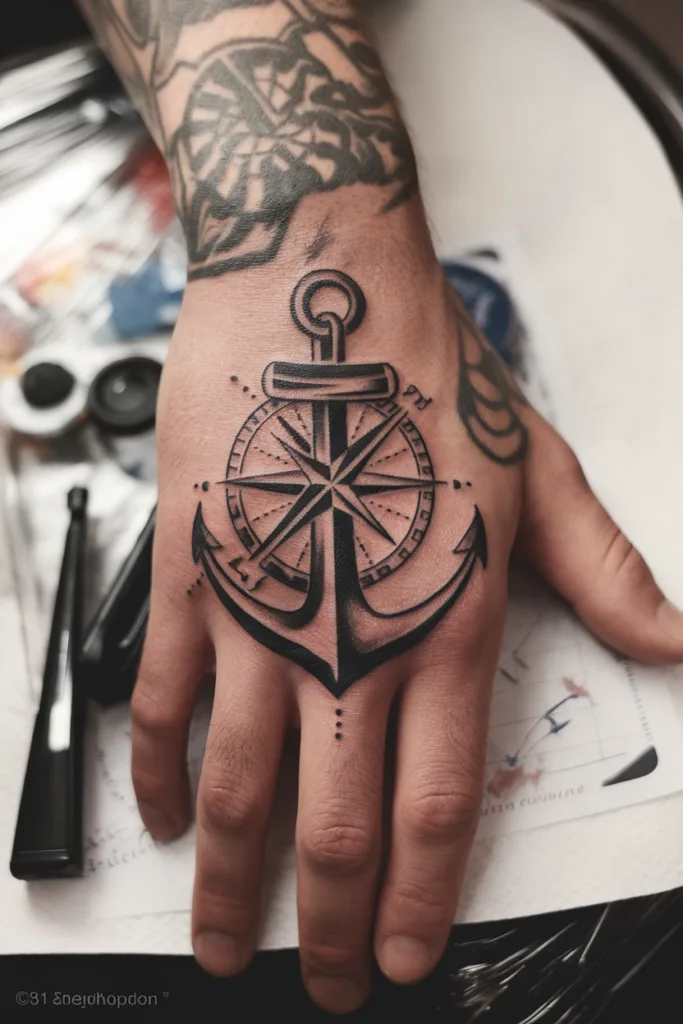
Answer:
[{"left": 221, "top": 410, "right": 446, "bottom": 560}]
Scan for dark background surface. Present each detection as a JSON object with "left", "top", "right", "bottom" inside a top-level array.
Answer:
[
  {"left": 0, "top": 934, "right": 681, "bottom": 1022},
  {"left": 3, "top": 0, "right": 683, "bottom": 70},
  {"left": 2, "top": 1, "right": 683, "bottom": 1020},
  {"left": 0, "top": 1, "right": 86, "bottom": 62}
]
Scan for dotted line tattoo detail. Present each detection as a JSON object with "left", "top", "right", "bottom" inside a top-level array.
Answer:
[
  {"left": 230, "top": 375, "right": 258, "bottom": 401},
  {"left": 368, "top": 500, "right": 410, "bottom": 522},
  {"left": 369, "top": 447, "right": 408, "bottom": 466},
  {"left": 187, "top": 571, "right": 205, "bottom": 597},
  {"left": 252, "top": 502, "right": 293, "bottom": 523}
]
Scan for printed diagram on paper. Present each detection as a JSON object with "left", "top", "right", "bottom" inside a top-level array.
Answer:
[{"left": 478, "top": 570, "right": 683, "bottom": 837}]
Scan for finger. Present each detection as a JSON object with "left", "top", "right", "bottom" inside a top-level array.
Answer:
[
  {"left": 295, "top": 677, "right": 395, "bottom": 1015},
  {"left": 192, "top": 643, "right": 288, "bottom": 978},
  {"left": 375, "top": 599, "right": 504, "bottom": 985},
  {"left": 518, "top": 413, "right": 683, "bottom": 662},
  {"left": 131, "top": 591, "right": 209, "bottom": 841}
]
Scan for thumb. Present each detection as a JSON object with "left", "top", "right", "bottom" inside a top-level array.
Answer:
[{"left": 517, "top": 413, "right": 683, "bottom": 664}]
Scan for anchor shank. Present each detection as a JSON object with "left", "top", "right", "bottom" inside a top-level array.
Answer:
[{"left": 311, "top": 312, "right": 350, "bottom": 463}]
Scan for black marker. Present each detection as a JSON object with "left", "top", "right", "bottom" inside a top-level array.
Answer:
[
  {"left": 10, "top": 487, "right": 88, "bottom": 880},
  {"left": 81, "top": 505, "right": 154, "bottom": 707}
]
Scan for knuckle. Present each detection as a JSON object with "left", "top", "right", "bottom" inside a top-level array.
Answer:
[
  {"left": 132, "top": 765, "right": 171, "bottom": 805},
  {"left": 195, "top": 881, "right": 251, "bottom": 930},
  {"left": 200, "top": 776, "right": 265, "bottom": 835},
  {"left": 131, "top": 682, "right": 181, "bottom": 735},
  {"left": 599, "top": 527, "right": 648, "bottom": 588},
  {"left": 455, "top": 593, "right": 497, "bottom": 652},
  {"left": 434, "top": 587, "right": 498, "bottom": 668},
  {"left": 401, "top": 787, "right": 480, "bottom": 844},
  {"left": 302, "top": 942, "right": 358, "bottom": 975},
  {"left": 537, "top": 422, "right": 588, "bottom": 490},
  {"left": 300, "top": 820, "right": 374, "bottom": 875},
  {"left": 389, "top": 877, "right": 450, "bottom": 925},
  {"left": 560, "top": 445, "right": 587, "bottom": 487}
]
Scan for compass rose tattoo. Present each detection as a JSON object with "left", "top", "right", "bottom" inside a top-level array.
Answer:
[{"left": 192, "top": 270, "right": 487, "bottom": 698}]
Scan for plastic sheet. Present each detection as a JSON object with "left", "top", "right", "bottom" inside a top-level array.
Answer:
[{"left": 445, "top": 891, "right": 683, "bottom": 1023}]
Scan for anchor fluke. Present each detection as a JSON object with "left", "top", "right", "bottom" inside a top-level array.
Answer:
[
  {"left": 192, "top": 503, "right": 222, "bottom": 563},
  {"left": 454, "top": 505, "right": 487, "bottom": 568}
]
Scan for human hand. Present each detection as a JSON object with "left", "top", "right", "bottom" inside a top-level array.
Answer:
[
  {"left": 77, "top": 0, "right": 683, "bottom": 1013},
  {"left": 131, "top": 239, "right": 683, "bottom": 1015}
]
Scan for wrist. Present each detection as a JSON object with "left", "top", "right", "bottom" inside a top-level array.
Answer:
[{"left": 174, "top": 198, "right": 449, "bottom": 366}]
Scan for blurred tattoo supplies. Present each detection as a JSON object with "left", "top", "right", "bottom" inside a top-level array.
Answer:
[{"left": 10, "top": 487, "right": 89, "bottom": 880}]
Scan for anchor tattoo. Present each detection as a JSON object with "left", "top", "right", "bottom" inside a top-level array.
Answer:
[{"left": 192, "top": 269, "right": 487, "bottom": 697}]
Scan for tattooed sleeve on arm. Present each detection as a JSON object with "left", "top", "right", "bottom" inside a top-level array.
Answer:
[{"left": 79, "top": 0, "right": 417, "bottom": 278}]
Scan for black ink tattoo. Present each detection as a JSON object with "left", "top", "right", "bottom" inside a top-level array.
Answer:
[
  {"left": 187, "top": 570, "right": 205, "bottom": 596},
  {"left": 450, "top": 292, "right": 529, "bottom": 466},
  {"left": 80, "top": 1, "right": 417, "bottom": 279},
  {"left": 192, "top": 270, "right": 486, "bottom": 697},
  {"left": 229, "top": 375, "right": 259, "bottom": 399},
  {"left": 402, "top": 384, "right": 432, "bottom": 411}
]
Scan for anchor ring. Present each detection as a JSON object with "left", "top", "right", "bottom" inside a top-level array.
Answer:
[{"left": 290, "top": 269, "right": 366, "bottom": 341}]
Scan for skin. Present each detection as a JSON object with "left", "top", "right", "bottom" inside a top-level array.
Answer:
[{"left": 80, "top": 1, "right": 683, "bottom": 1014}]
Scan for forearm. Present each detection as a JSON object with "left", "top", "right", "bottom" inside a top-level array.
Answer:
[{"left": 77, "top": 0, "right": 426, "bottom": 283}]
